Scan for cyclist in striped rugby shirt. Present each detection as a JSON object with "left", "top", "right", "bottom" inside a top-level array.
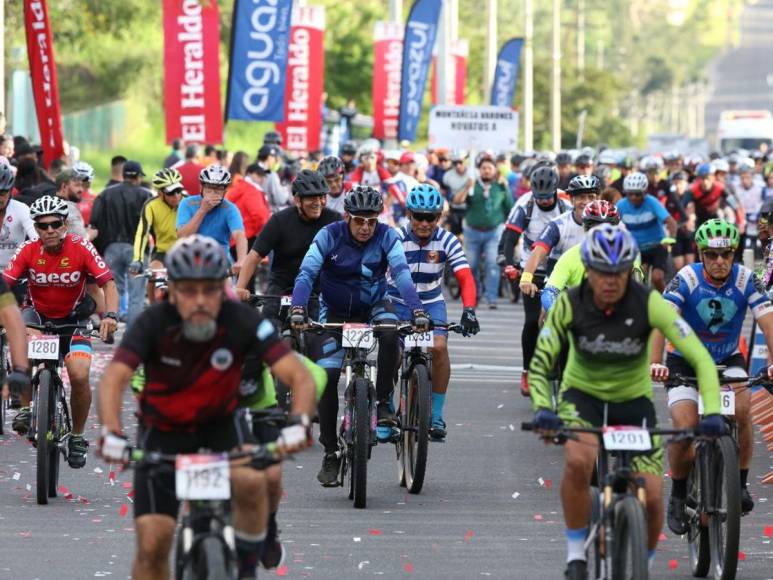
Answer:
[{"left": 388, "top": 184, "right": 480, "bottom": 441}]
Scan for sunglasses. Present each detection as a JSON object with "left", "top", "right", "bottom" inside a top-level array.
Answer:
[
  {"left": 163, "top": 189, "right": 183, "bottom": 196},
  {"left": 35, "top": 220, "right": 65, "bottom": 231},
  {"left": 412, "top": 212, "right": 440, "bottom": 223},
  {"left": 452, "top": 160, "right": 464, "bottom": 165},
  {"left": 703, "top": 249, "right": 734, "bottom": 261},
  {"left": 350, "top": 215, "right": 379, "bottom": 227},
  {"left": 438, "top": 158, "right": 449, "bottom": 163}
]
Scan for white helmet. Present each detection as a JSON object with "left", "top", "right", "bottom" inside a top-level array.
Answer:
[
  {"left": 712, "top": 159, "right": 729, "bottom": 173},
  {"left": 72, "top": 161, "right": 95, "bottom": 182},
  {"left": 30, "top": 195, "right": 69, "bottom": 220},
  {"left": 623, "top": 172, "right": 649, "bottom": 194}
]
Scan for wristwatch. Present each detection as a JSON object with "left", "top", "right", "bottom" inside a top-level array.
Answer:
[{"left": 105, "top": 312, "right": 119, "bottom": 321}]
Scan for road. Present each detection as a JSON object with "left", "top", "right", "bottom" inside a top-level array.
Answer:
[{"left": 1, "top": 299, "right": 772, "bottom": 579}]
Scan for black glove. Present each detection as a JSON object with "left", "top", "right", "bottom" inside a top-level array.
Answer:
[
  {"left": 7, "top": 368, "right": 31, "bottom": 397},
  {"left": 411, "top": 308, "right": 431, "bottom": 332},
  {"left": 460, "top": 307, "right": 480, "bottom": 336},
  {"left": 533, "top": 408, "right": 562, "bottom": 431},
  {"left": 289, "top": 306, "right": 307, "bottom": 329},
  {"left": 697, "top": 414, "right": 727, "bottom": 437}
]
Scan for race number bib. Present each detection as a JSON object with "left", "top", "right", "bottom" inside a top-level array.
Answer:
[
  {"left": 342, "top": 324, "right": 374, "bottom": 349},
  {"left": 280, "top": 296, "right": 292, "bottom": 307},
  {"left": 698, "top": 389, "right": 735, "bottom": 416},
  {"left": 175, "top": 454, "right": 231, "bottom": 500},
  {"left": 404, "top": 331, "right": 434, "bottom": 348},
  {"left": 602, "top": 426, "right": 652, "bottom": 451},
  {"left": 27, "top": 336, "right": 59, "bottom": 360}
]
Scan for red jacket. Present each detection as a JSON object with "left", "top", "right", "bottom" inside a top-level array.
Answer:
[
  {"left": 176, "top": 161, "right": 204, "bottom": 197},
  {"left": 226, "top": 178, "right": 271, "bottom": 240}
]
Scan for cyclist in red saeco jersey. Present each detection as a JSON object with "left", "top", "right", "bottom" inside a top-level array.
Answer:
[{"left": 3, "top": 195, "right": 119, "bottom": 469}]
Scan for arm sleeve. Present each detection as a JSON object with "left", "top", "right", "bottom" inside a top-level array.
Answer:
[
  {"left": 81, "top": 240, "right": 114, "bottom": 286},
  {"left": 132, "top": 201, "right": 153, "bottom": 262},
  {"left": 533, "top": 221, "right": 560, "bottom": 253},
  {"left": 226, "top": 202, "right": 245, "bottom": 232},
  {"left": 175, "top": 199, "right": 195, "bottom": 229},
  {"left": 500, "top": 227, "right": 519, "bottom": 267},
  {"left": 648, "top": 291, "right": 721, "bottom": 415},
  {"left": 455, "top": 267, "right": 477, "bottom": 309},
  {"left": 3, "top": 243, "right": 30, "bottom": 285},
  {"left": 243, "top": 308, "right": 292, "bottom": 366},
  {"left": 651, "top": 197, "right": 670, "bottom": 221},
  {"left": 291, "top": 228, "right": 332, "bottom": 308},
  {"left": 746, "top": 271, "right": 773, "bottom": 320},
  {"left": 541, "top": 285, "right": 560, "bottom": 312},
  {"left": 505, "top": 203, "right": 527, "bottom": 234},
  {"left": 528, "top": 290, "right": 573, "bottom": 411},
  {"left": 20, "top": 206, "right": 38, "bottom": 240},
  {"left": 384, "top": 230, "right": 423, "bottom": 311},
  {"left": 662, "top": 272, "right": 687, "bottom": 313}
]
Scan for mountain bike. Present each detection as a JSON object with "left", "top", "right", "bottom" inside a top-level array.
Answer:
[
  {"left": 127, "top": 442, "right": 281, "bottom": 580},
  {"left": 396, "top": 322, "right": 464, "bottom": 494},
  {"left": 523, "top": 421, "right": 692, "bottom": 580},
  {"left": 668, "top": 368, "right": 773, "bottom": 580},
  {"left": 0, "top": 328, "right": 10, "bottom": 435},
  {"left": 26, "top": 321, "right": 96, "bottom": 505}
]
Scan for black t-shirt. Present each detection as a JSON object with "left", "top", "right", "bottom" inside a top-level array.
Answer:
[
  {"left": 252, "top": 206, "right": 341, "bottom": 293},
  {"left": 113, "top": 300, "right": 289, "bottom": 430}
]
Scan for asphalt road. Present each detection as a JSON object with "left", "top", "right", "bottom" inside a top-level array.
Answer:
[{"left": 1, "top": 298, "right": 772, "bottom": 579}]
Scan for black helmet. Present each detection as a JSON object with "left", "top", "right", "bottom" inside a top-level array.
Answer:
[
  {"left": 263, "top": 130, "right": 282, "bottom": 146},
  {"left": 317, "top": 156, "right": 345, "bottom": 178},
  {"left": 530, "top": 166, "right": 559, "bottom": 200},
  {"left": 292, "top": 169, "right": 330, "bottom": 197},
  {"left": 575, "top": 153, "right": 593, "bottom": 167},
  {"left": 0, "top": 163, "right": 15, "bottom": 190},
  {"left": 344, "top": 185, "right": 384, "bottom": 215},
  {"left": 567, "top": 174, "right": 601, "bottom": 196},
  {"left": 166, "top": 235, "right": 229, "bottom": 281},
  {"left": 340, "top": 142, "right": 357, "bottom": 156},
  {"left": 556, "top": 152, "right": 572, "bottom": 166}
]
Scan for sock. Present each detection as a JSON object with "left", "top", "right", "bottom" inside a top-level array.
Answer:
[
  {"left": 671, "top": 477, "right": 687, "bottom": 499},
  {"left": 431, "top": 392, "right": 446, "bottom": 422},
  {"left": 566, "top": 527, "right": 588, "bottom": 563},
  {"left": 648, "top": 549, "right": 656, "bottom": 570},
  {"left": 740, "top": 469, "right": 749, "bottom": 489},
  {"left": 236, "top": 531, "right": 266, "bottom": 578},
  {"left": 265, "top": 512, "right": 278, "bottom": 545}
]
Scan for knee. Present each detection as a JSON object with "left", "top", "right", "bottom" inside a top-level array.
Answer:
[
  {"left": 67, "top": 363, "right": 91, "bottom": 389},
  {"left": 564, "top": 452, "right": 594, "bottom": 483},
  {"left": 234, "top": 469, "right": 267, "bottom": 506},
  {"left": 136, "top": 527, "right": 174, "bottom": 566}
]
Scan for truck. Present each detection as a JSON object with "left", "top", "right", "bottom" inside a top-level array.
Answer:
[{"left": 716, "top": 110, "right": 773, "bottom": 153}]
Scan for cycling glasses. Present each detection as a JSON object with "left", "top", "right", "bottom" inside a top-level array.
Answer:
[
  {"left": 702, "top": 249, "right": 734, "bottom": 261},
  {"left": 34, "top": 219, "right": 65, "bottom": 231},
  {"left": 350, "top": 216, "right": 378, "bottom": 227},
  {"left": 411, "top": 212, "right": 440, "bottom": 223}
]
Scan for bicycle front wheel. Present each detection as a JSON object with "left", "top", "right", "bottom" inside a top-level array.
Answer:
[
  {"left": 708, "top": 436, "right": 741, "bottom": 580},
  {"left": 402, "top": 363, "right": 431, "bottom": 494},
  {"left": 687, "top": 457, "right": 710, "bottom": 578},
  {"left": 352, "top": 378, "right": 370, "bottom": 509},
  {"left": 35, "top": 370, "right": 52, "bottom": 505},
  {"left": 192, "top": 536, "right": 234, "bottom": 580},
  {"left": 611, "top": 495, "right": 649, "bottom": 580}
]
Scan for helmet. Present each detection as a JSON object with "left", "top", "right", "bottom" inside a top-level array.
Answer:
[
  {"left": 451, "top": 150, "right": 469, "bottom": 163},
  {"left": 317, "top": 156, "right": 345, "bottom": 178},
  {"left": 529, "top": 165, "right": 559, "bottom": 199},
  {"left": 575, "top": 153, "right": 593, "bottom": 167},
  {"left": 357, "top": 143, "right": 379, "bottom": 158},
  {"left": 582, "top": 200, "right": 620, "bottom": 229},
  {"left": 475, "top": 150, "right": 496, "bottom": 168},
  {"left": 406, "top": 184, "right": 443, "bottom": 213},
  {"left": 619, "top": 155, "right": 635, "bottom": 170},
  {"left": 639, "top": 156, "right": 662, "bottom": 172},
  {"left": 72, "top": 161, "right": 95, "bottom": 182},
  {"left": 695, "top": 163, "right": 714, "bottom": 178},
  {"left": 263, "top": 130, "right": 282, "bottom": 146},
  {"left": 622, "top": 172, "right": 648, "bottom": 194},
  {"left": 199, "top": 164, "right": 232, "bottom": 187},
  {"left": 593, "top": 165, "right": 611, "bottom": 181},
  {"left": 166, "top": 234, "right": 230, "bottom": 282},
  {"left": 556, "top": 152, "right": 572, "bottom": 166},
  {"left": 580, "top": 224, "right": 638, "bottom": 273},
  {"left": 30, "top": 195, "right": 69, "bottom": 220},
  {"left": 292, "top": 169, "right": 330, "bottom": 197},
  {"left": 344, "top": 185, "right": 384, "bottom": 215},
  {"left": 0, "top": 163, "right": 15, "bottom": 190},
  {"left": 597, "top": 150, "right": 618, "bottom": 166},
  {"left": 663, "top": 150, "right": 682, "bottom": 163},
  {"left": 695, "top": 219, "right": 740, "bottom": 250},
  {"left": 152, "top": 167, "right": 183, "bottom": 192},
  {"left": 340, "top": 142, "right": 357, "bottom": 157},
  {"left": 712, "top": 159, "right": 729, "bottom": 173},
  {"left": 566, "top": 174, "right": 601, "bottom": 196},
  {"left": 519, "top": 158, "right": 538, "bottom": 180}
]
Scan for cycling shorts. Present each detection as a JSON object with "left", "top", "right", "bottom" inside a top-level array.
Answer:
[
  {"left": 393, "top": 300, "right": 448, "bottom": 337},
  {"left": 133, "top": 413, "right": 255, "bottom": 519},
  {"left": 640, "top": 245, "right": 668, "bottom": 272},
  {"left": 21, "top": 308, "right": 92, "bottom": 360},
  {"left": 250, "top": 406, "right": 284, "bottom": 444},
  {"left": 671, "top": 232, "right": 696, "bottom": 258},
  {"left": 558, "top": 387, "right": 663, "bottom": 476},
  {"left": 665, "top": 352, "right": 746, "bottom": 407}
]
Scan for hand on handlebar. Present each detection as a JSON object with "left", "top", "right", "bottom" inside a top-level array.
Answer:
[
  {"left": 650, "top": 363, "right": 669, "bottom": 382},
  {"left": 100, "top": 317, "right": 117, "bottom": 343},
  {"left": 97, "top": 427, "right": 130, "bottom": 465},
  {"left": 278, "top": 414, "right": 312, "bottom": 454},
  {"left": 289, "top": 306, "right": 308, "bottom": 331},
  {"left": 235, "top": 287, "right": 251, "bottom": 302},
  {"left": 532, "top": 408, "right": 562, "bottom": 433},
  {"left": 697, "top": 414, "right": 728, "bottom": 437},
  {"left": 411, "top": 308, "right": 431, "bottom": 332}
]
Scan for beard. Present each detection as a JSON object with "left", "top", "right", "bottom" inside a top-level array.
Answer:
[{"left": 182, "top": 317, "right": 217, "bottom": 342}]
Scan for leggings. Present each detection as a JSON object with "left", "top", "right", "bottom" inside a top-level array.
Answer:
[{"left": 520, "top": 274, "right": 545, "bottom": 371}]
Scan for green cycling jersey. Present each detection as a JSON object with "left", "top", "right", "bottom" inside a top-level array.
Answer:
[
  {"left": 240, "top": 354, "right": 327, "bottom": 410},
  {"left": 546, "top": 244, "right": 644, "bottom": 292}
]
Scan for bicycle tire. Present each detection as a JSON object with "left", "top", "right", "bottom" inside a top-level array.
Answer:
[
  {"left": 35, "top": 370, "right": 52, "bottom": 505},
  {"left": 397, "top": 375, "right": 407, "bottom": 488},
  {"left": 352, "top": 377, "right": 370, "bottom": 509},
  {"left": 0, "top": 396, "right": 5, "bottom": 435},
  {"left": 687, "top": 458, "right": 711, "bottom": 578},
  {"left": 612, "top": 495, "right": 649, "bottom": 580},
  {"left": 403, "top": 364, "right": 431, "bottom": 494},
  {"left": 587, "top": 486, "right": 604, "bottom": 579},
  {"left": 48, "top": 382, "right": 63, "bottom": 498},
  {"left": 0, "top": 336, "right": 6, "bottom": 435},
  {"left": 193, "top": 536, "right": 232, "bottom": 580},
  {"left": 709, "top": 436, "right": 741, "bottom": 580}
]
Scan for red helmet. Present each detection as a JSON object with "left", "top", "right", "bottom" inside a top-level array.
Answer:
[{"left": 582, "top": 200, "right": 620, "bottom": 230}]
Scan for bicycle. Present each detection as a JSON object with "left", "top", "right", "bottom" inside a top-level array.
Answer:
[
  {"left": 126, "top": 441, "right": 281, "bottom": 580},
  {"left": 522, "top": 421, "right": 692, "bottom": 580},
  {"left": 26, "top": 321, "right": 96, "bottom": 505},
  {"left": 0, "top": 328, "right": 11, "bottom": 435},
  {"left": 667, "top": 368, "right": 773, "bottom": 580},
  {"left": 396, "top": 322, "right": 464, "bottom": 494}
]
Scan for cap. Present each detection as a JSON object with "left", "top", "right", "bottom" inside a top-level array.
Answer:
[
  {"left": 246, "top": 162, "right": 269, "bottom": 176},
  {"left": 399, "top": 152, "right": 415, "bottom": 165},
  {"left": 258, "top": 145, "right": 279, "bottom": 159},
  {"left": 123, "top": 160, "right": 145, "bottom": 177}
]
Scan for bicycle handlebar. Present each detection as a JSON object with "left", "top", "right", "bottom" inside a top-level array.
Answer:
[
  {"left": 126, "top": 442, "right": 281, "bottom": 467},
  {"left": 521, "top": 422, "right": 698, "bottom": 444},
  {"left": 669, "top": 368, "right": 772, "bottom": 388}
]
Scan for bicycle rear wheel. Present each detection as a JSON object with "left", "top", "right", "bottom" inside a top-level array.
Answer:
[
  {"left": 611, "top": 495, "right": 649, "bottom": 580},
  {"left": 402, "top": 364, "right": 431, "bottom": 494},
  {"left": 351, "top": 378, "right": 370, "bottom": 509},
  {"left": 708, "top": 436, "right": 741, "bottom": 580},
  {"left": 35, "top": 370, "right": 52, "bottom": 505},
  {"left": 687, "top": 458, "right": 710, "bottom": 578},
  {"left": 190, "top": 536, "right": 233, "bottom": 580}
]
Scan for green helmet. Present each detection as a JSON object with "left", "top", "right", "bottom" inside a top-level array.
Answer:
[
  {"left": 152, "top": 167, "right": 183, "bottom": 193},
  {"left": 695, "top": 219, "right": 740, "bottom": 250}
]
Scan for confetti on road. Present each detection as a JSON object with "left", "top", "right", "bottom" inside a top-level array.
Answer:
[
  {"left": 511, "top": 492, "right": 520, "bottom": 500},
  {"left": 497, "top": 404, "right": 504, "bottom": 409},
  {"left": 93, "top": 467, "right": 103, "bottom": 474},
  {"left": 119, "top": 504, "right": 129, "bottom": 517},
  {"left": 668, "top": 559, "right": 678, "bottom": 570},
  {"left": 658, "top": 533, "right": 668, "bottom": 541},
  {"left": 738, "top": 551, "right": 746, "bottom": 561},
  {"left": 368, "top": 529, "right": 382, "bottom": 536},
  {"left": 276, "top": 565, "right": 288, "bottom": 576},
  {"left": 12, "top": 472, "right": 20, "bottom": 481},
  {"left": 464, "top": 529, "right": 474, "bottom": 542},
  {"left": 353, "top": 537, "right": 362, "bottom": 543},
  {"left": 19, "top": 531, "right": 32, "bottom": 538},
  {"left": 764, "top": 525, "right": 773, "bottom": 537},
  {"left": 534, "top": 514, "right": 543, "bottom": 521},
  {"left": 404, "top": 563, "right": 414, "bottom": 573},
  {"left": 357, "top": 561, "right": 370, "bottom": 570}
]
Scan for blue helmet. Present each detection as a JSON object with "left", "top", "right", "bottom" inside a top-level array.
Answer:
[
  {"left": 406, "top": 184, "right": 444, "bottom": 213},
  {"left": 696, "top": 163, "right": 714, "bottom": 178},
  {"left": 580, "top": 223, "right": 638, "bottom": 273}
]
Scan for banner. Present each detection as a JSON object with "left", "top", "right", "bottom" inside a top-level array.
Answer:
[
  {"left": 398, "top": 0, "right": 443, "bottom": 142},
  {"left": 431, "top": 39, "right": 468, "bottom": 105},
  {"left": 428, "top": 105, "right": 518, "bottom": 150},
  {"left": 490, "top": 38, "right": 524, "bottom": 108},
  {"left": 372, "top": 21, "right": 403, "bottom": 141},
  {"left": 225, "top": 0, "right": 294, "bottom": 123},
  {"left": 275, "top": 6, "right": 325, "bottom": 154},
  {"left": 24, "top": 0, "right": 65, "bottom": 168},
  {"left": 163, "top": 0, "right": 223, "bottom": 144}
]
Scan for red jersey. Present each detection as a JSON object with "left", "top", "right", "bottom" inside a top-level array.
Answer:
[
  {"left": 78, "top": 189, "right": 97, "bottom": 225},
  {"left": 3, "top": 234, "right": 113, "bottom": 318}
]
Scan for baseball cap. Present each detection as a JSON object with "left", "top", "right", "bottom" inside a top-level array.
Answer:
[
  {"left": 123, "top": 160, "right": 145, "bottom": 177},
  {"left": 258, "top": 145, "right": 279, "bottom": 159},
  {"left": 399, "top": 152, "right": 415, "bottom": 165}
]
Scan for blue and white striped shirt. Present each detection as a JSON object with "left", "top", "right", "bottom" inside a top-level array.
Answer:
[{"left": 387, "top": 226, "right": 469, "bottom": 305}]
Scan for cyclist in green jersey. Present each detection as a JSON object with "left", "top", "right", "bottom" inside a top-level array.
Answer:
[{"left": 528, "top": 224, "right": 722, "bottom": 580}]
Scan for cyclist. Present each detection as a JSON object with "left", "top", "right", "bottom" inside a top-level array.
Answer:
[
  {"left": 317, "top": 155, "right": 348, "bottom": 215},
  {"left": 529, "top": 224, "right": 721, "bottom": 580},
  {"left": 650, "top": 219, "right": 773, "bottom": 533},
  {"left": 500, "top": 164, "right": 570, "bottom": 396},
  {"left": 616, "top": 171, "right": 677, "bottom": 292},
  {"left": 388, "top": 184, "right": 480, "bottom": 441},
  {"left": 0, "top": 163, "right": 37, "bottom": 274},
  {"left": 0, "top": 251, "right": 32, "bottom": 411},
  {"left": 72, "top": 160, "right": 97, "bottom": 226},
  {"left": 289, "top": 186, "right": 430, "bottom": 486},
  {"left": 4, "top": 195, "right": 119, "bottom": 468},
  {"left": 96, "top": 235, "right": 317, "bottom": 580}
]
